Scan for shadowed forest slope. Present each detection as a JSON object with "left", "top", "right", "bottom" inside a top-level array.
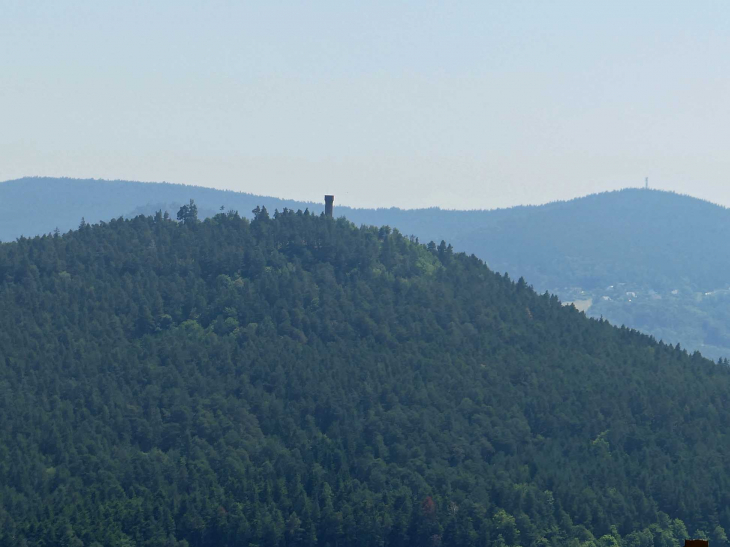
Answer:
[{"left": 2, "top": 208, "right": 730, "bottom": 546}]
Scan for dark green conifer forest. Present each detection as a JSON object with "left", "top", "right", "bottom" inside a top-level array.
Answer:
[
  {"left": 2, "top": 206, "right": 730, "bottom": 546},
  {"left": 5, "top": 178, "right": 730, "bottom": 360}
]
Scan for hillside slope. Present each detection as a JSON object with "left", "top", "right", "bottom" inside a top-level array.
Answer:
[
  {"left": 3, "top": 177, "right": 730, "bottom": 358},
  {"left": 2, "top": 209, "right": 730, "bottom": 546}
]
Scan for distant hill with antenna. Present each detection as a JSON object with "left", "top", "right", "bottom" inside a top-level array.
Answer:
[
  {"left": 443, "top": 187, "right": 730, "bottom": 292},
  {"left": 3, "top": 176, "right": 730, "bottom": 358}
]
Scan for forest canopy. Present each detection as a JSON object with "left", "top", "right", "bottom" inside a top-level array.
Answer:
[{"left": 1, "top": 206, "right": 729, "bottom": 546}]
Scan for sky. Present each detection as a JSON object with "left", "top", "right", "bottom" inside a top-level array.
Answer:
[{"left": 2, "top": 1, "right": 729, "bottom": 210}]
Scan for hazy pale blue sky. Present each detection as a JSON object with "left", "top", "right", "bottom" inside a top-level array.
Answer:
[{"left": 2, "top": 1, "right": 729, "bottom": 209}]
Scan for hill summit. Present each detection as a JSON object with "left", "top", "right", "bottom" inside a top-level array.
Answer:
[
  {"left": 3, "top": 178, "right": 728, "bottom": 295},
  {"left": 6, "top": 177, "right": 730, "bottom": 360},
  {"left": 2, "top": 207, "right": 730, "bottom": 546}
]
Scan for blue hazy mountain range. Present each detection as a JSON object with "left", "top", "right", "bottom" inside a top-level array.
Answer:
[{"left": 3, "top": 176, "right": 730, "bottom": 358}]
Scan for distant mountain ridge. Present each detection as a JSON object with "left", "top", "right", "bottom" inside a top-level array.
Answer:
[
  {"left": 3, "top": 176, "right": 730, "bottom": 358},
  {"left": 0, "top": 177, "right": 320, "bottom": 242}
]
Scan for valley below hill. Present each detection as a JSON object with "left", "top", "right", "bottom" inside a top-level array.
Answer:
[{"left": 561, "top": 283, "right": 730, "bottom": 361}]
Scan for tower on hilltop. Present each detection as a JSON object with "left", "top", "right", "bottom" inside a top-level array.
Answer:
[{"left": 325, "top": 195, "right": 334, "bottom": 217}]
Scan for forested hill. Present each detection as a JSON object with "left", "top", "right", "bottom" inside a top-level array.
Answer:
[
  {"left": 3, "top": 208, "right": 730, "bottom": 546},
  {"left": 3, "top": 178, "right": 728, "bottom": 292},
  {"left": 5, "top": 177, "right": 730, "bottom": 359}
]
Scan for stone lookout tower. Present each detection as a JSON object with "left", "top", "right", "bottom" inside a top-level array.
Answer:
[{"left": 325, "top": 195, "right": 334, "bottom": 217}]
